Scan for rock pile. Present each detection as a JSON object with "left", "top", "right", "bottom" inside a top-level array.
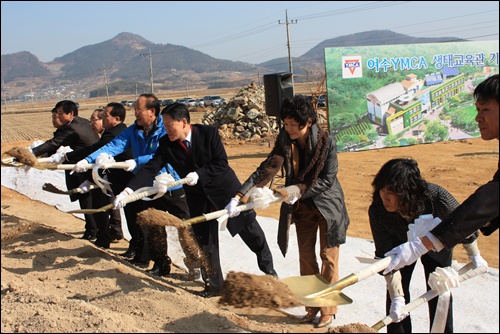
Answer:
[
  {"left": 201, "top": 83, "right": 329, "bottom": 143},
  {"left": 201, "top": 83, "right": 280, "bottom": 143}
]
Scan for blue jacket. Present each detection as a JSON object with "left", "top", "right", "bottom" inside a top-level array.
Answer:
[{"left": 84, "top": 114, "right": 182, "bottom": 190}]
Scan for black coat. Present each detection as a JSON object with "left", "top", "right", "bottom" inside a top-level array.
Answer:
[
  {"left": 126, "top": 124, "right": 254, "bottom": 236},
  {"left": 32, "top": 116, "right": 99, "bottom": 202}
]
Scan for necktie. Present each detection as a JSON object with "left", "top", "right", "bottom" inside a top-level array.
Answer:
[{"left": 183, "top": 140, "right": 191, "bottom": 152}]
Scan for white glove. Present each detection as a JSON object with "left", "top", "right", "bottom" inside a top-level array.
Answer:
[
  {"left": 124, "top": 159, "right": 137, "bottom": 172},
  {"left": 49, "top": 152, "right": 66, "bottom": 164},
  {"left": 113, "top": 187, "right": 133, "bottom": 209},
  {"left": 73, "top": 159, "right": 90, "bottom": 173},
  {"left": 77, "top": 180, "right": 94, "bottom": 194},
  {"left": 27, "top": 140, "right": 45, "bottom": 153},
  {"left": 390, "top": 296, "right": 409, "bottom": 323},
  {"left": 186, "top": 172, "right": 199, "bottom": 186},
  {"left": 470, "top": 254, "right": 488, "bottom": 269},
  {"left": 383, "top": 238, "right": 429, "bottom": 274},
  {"left": 274, "top": 185, "right": 301, "bottom": 204},
  {"left": 428, "top": 267, "right": 460, "bottom": 295},
  {"left": 225, "top": 198, "right": 241, "bottom": 218}
]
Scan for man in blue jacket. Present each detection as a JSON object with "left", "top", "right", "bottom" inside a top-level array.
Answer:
[{"left": 73, "top": 94, "right": 190, "bottom": 277}]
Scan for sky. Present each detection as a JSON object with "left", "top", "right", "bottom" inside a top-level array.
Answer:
[
  {"left": 2, "top": 163, "right": 499, "bottom": 332},
  {"left": 1, "top": 1, "right": 499, "bottom": 64}
]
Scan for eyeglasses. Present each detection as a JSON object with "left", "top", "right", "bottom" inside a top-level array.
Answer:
[{"left": 89, "top": 118, "right": 101, "bottom": 123}]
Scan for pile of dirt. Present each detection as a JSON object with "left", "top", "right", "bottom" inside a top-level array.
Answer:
[
  {"left": 218, "top": 271, "right": 303, "bottom": 309},
  {"left": 328, "top": 322, "right": 378, "bottom": 333}
]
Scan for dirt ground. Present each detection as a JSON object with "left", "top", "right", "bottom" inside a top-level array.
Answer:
[{"left": 1, "top": 107, "right": 498, "bottom": 332}]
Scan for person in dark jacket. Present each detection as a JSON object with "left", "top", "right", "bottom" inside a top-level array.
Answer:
[
  {"left": 32, "top": 100, "right": 100, "bottom": 240},
  {"left": 227, "top": 94, "right": 350, "bottom": 328},
  {"left": 51, "top": 103, "right": 133, "bottom": 248},
  {"left": 369, "top": 158, "right": 485, "bottom": 333},
  {"left": 117, "top": 102, "right": 277, "bottom": 297},
  {"left": 73, "top": 94, "right": 190, "bottom": 277},
  {"left": 383, "top": 74, "right": 499, "bottom": 275}
]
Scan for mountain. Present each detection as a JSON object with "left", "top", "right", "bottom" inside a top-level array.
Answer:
[
  {"left": 1, "top": 51, "right": 52, "bottom": 82},
  {"left": 1, "top": 30, "right": 467, "bottom": 98},
  {"left": 258, "top": 30, "right": 465, "bottom": 73}
]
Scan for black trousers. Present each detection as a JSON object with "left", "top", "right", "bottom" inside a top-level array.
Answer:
[
  {"left": 237, "top": 217, "right": 275, "bottom": 275},
  {"left": 127, "top": 188, "right": 190, "bottom": 264},
  {"left": 386, "top": 254, "right": 454, "bottom": 333}
]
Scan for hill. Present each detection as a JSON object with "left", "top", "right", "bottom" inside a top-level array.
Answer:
[{"left": 1, "top": 30, "right": 465, "bottom": 100}]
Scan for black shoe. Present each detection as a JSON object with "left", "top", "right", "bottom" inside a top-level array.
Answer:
[
  {"left": 196, "top": 289, "right": 221, "bottom": 298},
  {"left": 81, "top": 233, "right": 96, "bottom": 241},
  {"left": 120, "top": 249, "right": 136, "bottom": 259},
  {"left": 110, "top": 237, "right": 123, "bottom": 244},
  {"left": 157, "top": 257, "right": 172, "bottom": 277},
  {"left": 147, "top": 264, "right": 160, "bottom": 275},
  {"left": 266, "top": 269, "right": 278, "bottom": 278},
  {"left": 93, "top": 241, "right": 110, "bottom": 249},
  {"left": 128, "top": 258, "right": 150, "bottom": 267}
]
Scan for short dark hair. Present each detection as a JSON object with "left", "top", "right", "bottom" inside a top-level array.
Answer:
[
  {"left": 474, "top": 74, "right": 499, "bottom": 104},
  {"left": 280, "top": 94, "right": 317, "bottom": 127},
  {"left": 106, "top": 102, "right": 126, "bottom": 122},
  {"left": 371, "top": 158, "right": 428, "bottom": 219},
  {"left": 139, "top": 93, "right": 160, "bottom": 116},
  {"left": 55, "top": 100, "right": 78, "bottom": 116},
  {"left": 161, "top": 102, "right": 190, "bottom": 123}
]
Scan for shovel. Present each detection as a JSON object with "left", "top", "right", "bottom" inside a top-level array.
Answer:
[
  {"left": 1, "top": 156, "right": 132, "bottom": 171},
  {"left": 43, "top": 182, "right": 99, "bottom": 195},
  {"left": 279, "top": 256, "right": 394, "bottom": 307},
  {"left": 136, "top": 194, "right": 285, "bottom": 228},
  {"left": 371, "top": 263, "right": 487, "bottom": 331},
  {"left": 66, "top": 177, "right": 191, "bottom": 214}
]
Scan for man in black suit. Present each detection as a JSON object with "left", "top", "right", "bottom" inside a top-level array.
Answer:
[
  {"left": 32, "top": 100, "right": 100, "bottom": 240},
  {"left": 118, "top": 103, "right": 277, "bottom": 296},
  {"left": 55, "top": 102, "right": 134, "bottom": 248}
]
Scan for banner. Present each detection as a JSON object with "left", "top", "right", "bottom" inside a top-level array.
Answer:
[{"left": 324, "top": 41, "right": 499, "bottom": 152}]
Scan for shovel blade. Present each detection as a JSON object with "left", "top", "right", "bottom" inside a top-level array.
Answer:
[{"left": 281, "top": 274, "right": 353, "bottom": 307}]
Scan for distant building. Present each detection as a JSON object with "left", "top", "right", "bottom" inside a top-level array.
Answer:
[{"left": 366, "top": 69, "right": 465, "bottom": 135}]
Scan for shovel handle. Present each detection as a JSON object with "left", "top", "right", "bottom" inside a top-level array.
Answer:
[
  {"left": 183, "top": 194, "right": 284, "bottom": 225},
  {"left": 45, "top": 162, "right": 131, "bottom": 170},
  {"left": 371, "top": 264, "right": 488, "bottom": 331},
  {"left": 355, "top": 256, "right": 394, "bottom": 281}
]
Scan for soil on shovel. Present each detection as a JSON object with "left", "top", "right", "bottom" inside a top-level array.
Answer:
[
  {"left": 328, "top": 323, "right": 378, "bottom": 333},
  {"left": 218, "top": 271, "right": 303, "bottom": 309},
  {"left": 5, "top": 147, "right": 37, "bottom": 166}
]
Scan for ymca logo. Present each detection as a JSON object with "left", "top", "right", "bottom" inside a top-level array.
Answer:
[{"left": 342, "top": 56, "right": 362, "bottom": 78}]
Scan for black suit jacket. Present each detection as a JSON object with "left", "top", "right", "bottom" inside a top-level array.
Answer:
[
  {"left": 32, "top": 116, "right": 99, "bottom": 202},
  {"left": 65, "top": 123, "right": 132, "bottom": 163},
  {"left": 127, "top": 124, "right": 255, "bottom": 236}
]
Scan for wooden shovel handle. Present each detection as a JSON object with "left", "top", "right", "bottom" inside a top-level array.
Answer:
[{"left": 371, "top": 264, "right": 488, "bottom": 331}]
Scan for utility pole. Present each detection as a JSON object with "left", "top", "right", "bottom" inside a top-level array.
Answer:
[
  {"left": 1, "top": 79, "right": 7, "bottom": 112},
  {"left": 31, "top": 88, "right": 34, "bottom": 110},
  {"left": 278, "top": 9, "right": 297, "bottom": 84},
  {"left": 98, "top": 64, "right": 111, "bottom": 103},
  {"left": 140, "top": 49, "right": 154, "bottom": 94}
]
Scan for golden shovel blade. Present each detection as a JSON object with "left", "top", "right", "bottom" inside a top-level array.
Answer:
[{"left": 281, "top": 274, "right": 353, "bottom": 307}]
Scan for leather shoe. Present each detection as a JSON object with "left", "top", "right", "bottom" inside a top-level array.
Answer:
[
  {"left": 128, "top": 258, "right": 150, "bottom": 267},
  {"left": 196, "top": 289, "right": 221, "bottom": 298},
  {"left": 316, "top": 315, "right": 334, "bottom": 328},
  {"left": 266, "top": 269, "right": 278, "bottom": 278},
  {"left": 81, "top": 233, "right": 96, "bottom": 241},
  {"left": 120, "top": 249, "right": 136, "bottom": 259},
  {"left": 147, "top": 264, "right": 159, "bottom": 275},
  {"left": 299, "top": 309, "right": 319, "bottom": 323},
  {"left": 92, "top": 241, "right": 110, "bottom": 249}
]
